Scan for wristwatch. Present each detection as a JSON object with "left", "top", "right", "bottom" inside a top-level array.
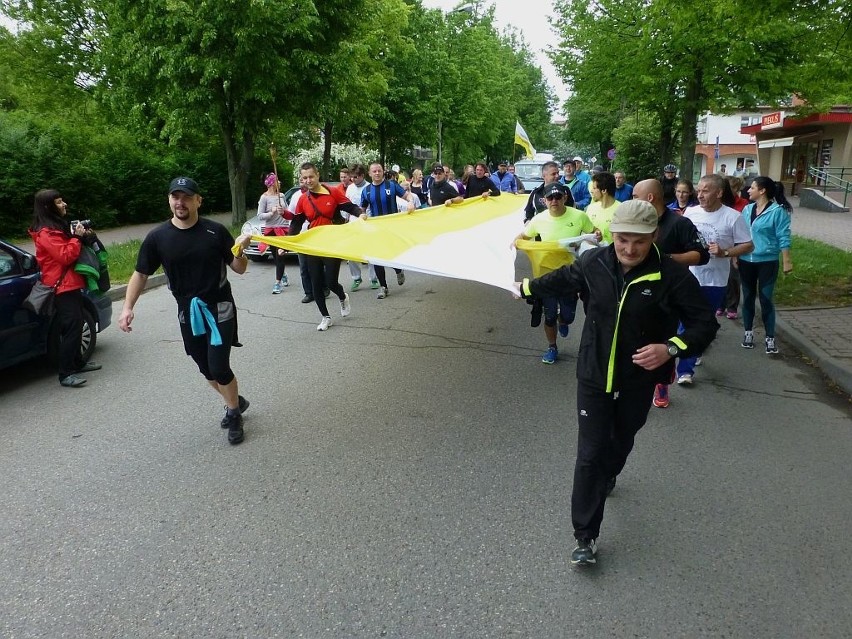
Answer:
[
  {"left": 666, "top": 342, "right": 680, "bottom": 357},
  {"left": 723, "top": 248, "right": 730, "bottom": 257}
]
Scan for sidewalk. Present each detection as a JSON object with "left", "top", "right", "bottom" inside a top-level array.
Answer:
[
  {"left": 776, "top": 196, "right": 852, "bottom": 396},
  {"left": 16, "top": 206, "right": 852, "bottom": 396}
]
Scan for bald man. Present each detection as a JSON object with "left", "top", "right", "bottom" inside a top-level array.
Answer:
[
  {"left": 633, "top": 179, "right": 709, "bottom": 268},
  {"left": 633, "top": 179, "right": 711, "bottom": 409}
]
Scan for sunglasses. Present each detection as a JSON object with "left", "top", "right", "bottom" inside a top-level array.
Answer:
[
  {"left": 433, "top": 169, "right": 444, "bottom": 174},
  {"left": 545, "top": 193, "right": 564, "bottom": 201}
]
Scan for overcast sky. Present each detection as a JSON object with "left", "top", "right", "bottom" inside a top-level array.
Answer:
[{"left": 420, "top": 0, "right": 567, "bottom": 117}]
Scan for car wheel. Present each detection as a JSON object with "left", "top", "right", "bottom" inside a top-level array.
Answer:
[
  {"left": 78, "top": 307, "right": 97, "bottom": 362},
  {"left": 47, "top": 307, "right": 98, "bottom": 365}
]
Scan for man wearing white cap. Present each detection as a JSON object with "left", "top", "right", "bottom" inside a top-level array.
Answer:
[{"left": 518, "top": 199, "right": 718, "bottom": 567}]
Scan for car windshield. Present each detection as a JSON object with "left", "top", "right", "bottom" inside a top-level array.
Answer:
[{"left": 514, "top": 164, "right": 543, "bottom": 180}]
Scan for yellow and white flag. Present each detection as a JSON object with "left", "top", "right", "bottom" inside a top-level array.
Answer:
[
  {"left": 514, "top": 121, "right": 536, "bottom": 159},
  {"left": 247, "top": 195, "right": 528, "bottom": 293}
]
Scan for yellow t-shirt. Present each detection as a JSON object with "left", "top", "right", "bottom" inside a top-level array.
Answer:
[
  {"left": 585, "top": 200, "right": 619, "bottom": 243},
  {"left": 524, "top": 206, "right": 595, "bottom": 242}
]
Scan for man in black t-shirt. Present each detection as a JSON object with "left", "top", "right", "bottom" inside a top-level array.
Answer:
[
  {"left": 428, "top": 163, "right": 464, "bottom": 206},
  {"left": 118, "top": 177, "right": 252, "bottom": 446},
  {"left": 464, "top": 162, "right": 501, "bottom": 199}
]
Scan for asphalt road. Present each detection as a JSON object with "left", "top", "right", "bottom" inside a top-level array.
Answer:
[{"left": 2, "top": 257, "right": 851, "bottom": 638}]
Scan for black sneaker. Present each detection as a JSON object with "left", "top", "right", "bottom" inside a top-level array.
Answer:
[
  {"left": 301, "top": 295, "right": 314, "bottom": 304},
  {"left": 530, "top": 298, "right": 543, "bottom": 327},
  {"left": 221, "top": 395, "right": 250, "bottom": 428},
  {"left": 222, "top": 412, "right": 244, "bottom": 445},
  {"left": 606, "top": 476, "right": 616, "bottom": 496},
  {"left": 570, "top": 538, "right": 597, "bottom": 566}
]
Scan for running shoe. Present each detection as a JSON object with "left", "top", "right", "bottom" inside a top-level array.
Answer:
[
  {"left": 726, "top": 310, "right": 737, "bottom": 320},
  {"left": 653, "top": 383, "right": 670, "bottom": 408},
  {"left": 541, "top": 346, "right": 558, "bottom": 365},
  {"left": 377, "top": 287, "right": 389, "bottom": 299},
  {"left": 558, "top": 322, "right": 570, "bottom": 338},
  {"left": 695, "top": 356, "right": 703, "bottom": 366},
  {"left": 715, "top": 309, "right": 724, "bottom": 317},
  {"left": 340, "top": 293, "right": 351, "bottom": 317},
  {"left": 281, "top": 274, "right": 289, "bottom": 287},
  {"left": 742, "top": 331, "right": 755, "bottom": 349},
  {"left": 397, "top": 271, "right": 405, "bottom": 286},
  {"left": 351, "top": 278, "right": 362, "bottom": 291},
  {"left": 221, "top": 395, "right": 250, "bottom": 428},
  {"left": 301, "top": 295, "right": 314, "bottom": 304},
  {"left": 370, "top": 279, "right": 380, "bottom": 289},
  {"left": 317, "top": 316, "right": 332, "bottom": 331},
  {"left": 765, "top": 336, "right": 779, "bottom": 354},
  {"left": 221, "top": 411, "right": 244, "bottom": 445},
  {"left": 272, "top": 282, "right": 282, "bottom": 294},
  {"left": 676, "top": 373, "right": 693, "bottom": 386},
  {"left": 570, "top": 539, "right": 597, "bottom": 566}
]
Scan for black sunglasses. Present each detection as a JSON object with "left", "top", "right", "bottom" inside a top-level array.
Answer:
[{"left": 545, "top": 193, "right": 564, "bottom": 201}]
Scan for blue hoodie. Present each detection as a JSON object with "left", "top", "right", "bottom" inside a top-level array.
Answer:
[{"left": 739, "top": 201, "right": 791, "bottom": 263}]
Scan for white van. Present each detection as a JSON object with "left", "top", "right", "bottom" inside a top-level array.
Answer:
[{"left": 513, "top": 154, "right": 555, "bottom": 191}]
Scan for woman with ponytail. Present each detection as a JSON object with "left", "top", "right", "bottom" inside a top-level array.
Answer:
[{"left": 738, "top": 177, "right": 793, "bottom": 354}]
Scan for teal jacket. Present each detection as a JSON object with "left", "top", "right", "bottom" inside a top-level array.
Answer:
[{"left": 739, "top": 201, "right": 791, "bottom": 263}]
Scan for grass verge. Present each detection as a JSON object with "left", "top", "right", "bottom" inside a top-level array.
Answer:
[{"left": 774, "top": 236, "right": 852, "bottom": 307}]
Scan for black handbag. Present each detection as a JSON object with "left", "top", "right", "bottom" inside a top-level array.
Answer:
[{"left": 22, "top": 267, "right": 70, "bottom": 316}]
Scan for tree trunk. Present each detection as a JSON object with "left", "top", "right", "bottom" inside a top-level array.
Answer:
[
  {"left": 378, "top": 123, "right": 387, "bottom": 167},
  {"left": 658, "top": 83, "right": 678, "bottom": 167},
  {"left": 322, "top": 119, "right": 333, "bottom": 180},
  {"left": 221, "top": 122, "right": 253, "bottom": 227},
  {"left": 678, "top": 69, "right": 703, "bottom": 180}
]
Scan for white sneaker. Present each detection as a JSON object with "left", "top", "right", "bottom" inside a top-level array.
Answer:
[
  {"left": 695, "top": 356, "right": 703, "bottom": 366},
  {"left": 677, "top": 373, "right": 694, "bottom": 386},
  {"left": 377, "top": 287, "right": 389, "bottom": 299},
  {"left": 340, "top": 294, "right": 351, "bottom": 317},
  {"left": 317, "top": 316, "right": 332, "bottom": 331},
  {"left": 765, "top": 337, "right": 779, "bottom": 354}
]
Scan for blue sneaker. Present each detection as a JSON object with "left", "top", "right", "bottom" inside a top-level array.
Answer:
[
  {"left": 541, "top": 346, "right": 558, "bottom": 364},
  {"left": 558, "top": 322, "right": 570, "bottom": 338}
]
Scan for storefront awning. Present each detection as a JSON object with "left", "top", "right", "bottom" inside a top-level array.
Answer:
[{"left": 758, "top": 137, "right": 796, "bottom": 148}]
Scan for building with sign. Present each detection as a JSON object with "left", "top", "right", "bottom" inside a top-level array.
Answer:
[{"left": 740, "top": 102, "right": 852, "bottom": 203}]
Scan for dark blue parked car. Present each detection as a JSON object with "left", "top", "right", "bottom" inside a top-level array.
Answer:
[{"left": 0, "top": 238, "right": 112, "bottom": 370}]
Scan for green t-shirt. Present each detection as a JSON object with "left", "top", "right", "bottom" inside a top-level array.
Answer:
[
  {"left": 585, "top": 200, "right": 619, "bottom": 243},
  {"left": 524, "top": 206, "right": 595, "bottom": 242}
]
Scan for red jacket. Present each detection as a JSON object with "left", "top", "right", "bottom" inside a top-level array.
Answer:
[{"left": 28, "top": 227, "right": 86, "bottom": 294}]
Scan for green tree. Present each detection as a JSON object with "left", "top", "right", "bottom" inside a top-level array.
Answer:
[
  {"left": 551, "top": 0, "right": 849, "bottom": 178},
  {"left": 610, "top": 112, "right": 662, "bottom": 182}
]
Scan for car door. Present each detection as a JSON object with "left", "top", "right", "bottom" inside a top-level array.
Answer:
[{"left": 0, "top": 243, "right": 48, "bottom": 368}]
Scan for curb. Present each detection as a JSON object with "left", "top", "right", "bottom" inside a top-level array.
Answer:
[
  {"left": 104, "top": 273, "right": 168, "bottom": 303},
  {"left": 776, "top": 316, "right": 852, "bottom": 397}
]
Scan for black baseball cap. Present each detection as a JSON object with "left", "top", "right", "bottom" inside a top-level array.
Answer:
[
  {"left": 543, "top": 182, "right": 567, "bottom": 198},
  {"left": 430, "top": 162, "right": 445, "bottom": 174},
  {"left": 169, "top": 176, "right": 200, "bottom": 195}
]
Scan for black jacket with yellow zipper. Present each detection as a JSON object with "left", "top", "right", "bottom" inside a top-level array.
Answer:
[{"left": 520, "top": 243, "right": 719, "bottom": 393}]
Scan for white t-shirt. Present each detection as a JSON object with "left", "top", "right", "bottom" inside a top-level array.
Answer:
[{"left": 684, "top": 204, "right": 751, "bottom": 287}]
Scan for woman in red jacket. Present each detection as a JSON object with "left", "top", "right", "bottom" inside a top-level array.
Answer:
[{"left": 28, "top": 189, "right": 102, "bottom": 387}]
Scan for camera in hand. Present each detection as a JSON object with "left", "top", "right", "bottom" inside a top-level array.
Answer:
[{"left": 70, "top": 219, "right": 93, "bottom": 232}]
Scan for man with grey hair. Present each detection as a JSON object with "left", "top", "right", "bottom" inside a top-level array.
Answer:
[
  {"left": 613, "top": 171, "right": 633, "bottom": 202},
  {"left": 676, "top": 174, "right": 753, "bottom": 386}
]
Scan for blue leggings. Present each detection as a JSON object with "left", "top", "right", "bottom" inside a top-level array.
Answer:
[
  {"left": 739, "top": 259, "right": 779, "bottom": 336},
  {"left": 677, "top": 285, "right": 725, "bottom": 377}
]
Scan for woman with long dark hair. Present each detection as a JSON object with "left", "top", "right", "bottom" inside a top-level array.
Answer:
[
  {"left": 739, "top": 177, "right": 793, "bottom": 354},
  {"left": 28, "top": 189, "right": 101, "bottom": 387}
]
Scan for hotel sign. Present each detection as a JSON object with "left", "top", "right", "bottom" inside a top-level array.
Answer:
[{"left": 761, "top": 111, "right": 784, "bottom": 130}]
